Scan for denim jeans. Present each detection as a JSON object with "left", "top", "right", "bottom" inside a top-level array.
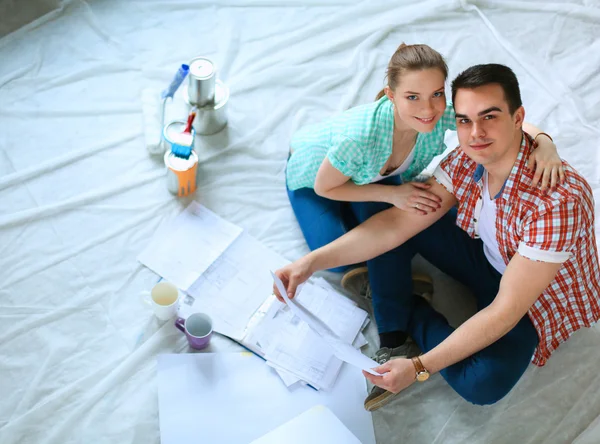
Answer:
[
  {"left": 287, "top": 179, "right": 538, "bottom": 404},
  {"left": 286, "top": 175, "right": 402, "bottom": 273},
  {"left": 287, "top": 174, "right": 430, "bottom": 333},
  {"left": 384, "top": 208, "right": 539, "bottom": 405}
]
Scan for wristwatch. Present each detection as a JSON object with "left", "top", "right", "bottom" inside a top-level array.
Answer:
[{"left": 411, "top": 356, "right": 430, "bottom": 382}]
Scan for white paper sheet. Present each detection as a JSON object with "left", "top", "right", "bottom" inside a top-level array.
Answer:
[
  {"left": 272, "top": 272, "right": 381, "bottom": 376},
  {"left": 294, "top": 282, "right": 367, "bottom": 344},
  {"left": 248, "top": 278, "right": 371, "bottom": 389},
  {"left": 325, "top": 338, "right": 382, "bottom": 376},
  {"left": 354, "top": 332, "right": 368, "bottom": 349},
  {"left": 156, "top": 353, "right": 376, "bottom": 444},
  {"left": 265, "top": 361, "right": 304, "bottom": 388},
  {"left": 137, "top": 202, "right": 242, "bottom": 290},
  {"left": 250, "top": 301, "right": 342, "bottom": 390},
  {"left": 249, "top": 405, "right": 362, "bottom": 444},
  {"left": 181, "top": 233, "right": 288, "bottom": 339}
]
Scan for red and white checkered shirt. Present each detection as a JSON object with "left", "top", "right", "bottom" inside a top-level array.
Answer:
[{"left": 434, "top": 133, "right": 600, "bottom": 366}]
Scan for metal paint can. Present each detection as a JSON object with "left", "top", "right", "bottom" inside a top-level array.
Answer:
[
  {"left": 164, "top": 149, "right": 199, "bottom": 197},
  {"left": 183, "top": 80, "right": 229, "bottom": 135},
  {"left": 188, "top": 57, "right": 216, "bottom": 107},
  {"left": 163, "top": 121, "right": 199, "bottom": 197},
  {"left": 193, "top": 80, "right": 229, "bottom": 135}
]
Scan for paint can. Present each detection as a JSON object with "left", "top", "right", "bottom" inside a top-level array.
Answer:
[
  {"left": 187, "top": 57, "right": 216, "bottom": 107},
  {"left": 164, "top": 149, "right": 199, "bottom": 197},
  {"left": 191, "top": 80, "right": 229, "bottom": 135},
  {"left": 163, "top": 121, "right": 199, "bottom": 197}
]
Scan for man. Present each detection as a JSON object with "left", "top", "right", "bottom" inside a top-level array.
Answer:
[{"left": 274, "top": 64, "right": 600, "bottom": 408}]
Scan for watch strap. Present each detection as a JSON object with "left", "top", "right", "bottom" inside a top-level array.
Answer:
[{"left": 411, "top": 356, "right": 425, "bottom": 374}]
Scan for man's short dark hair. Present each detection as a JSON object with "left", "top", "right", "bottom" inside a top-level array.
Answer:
[{"left": 451, "top": 64, "right": 523, "bottom": 115}]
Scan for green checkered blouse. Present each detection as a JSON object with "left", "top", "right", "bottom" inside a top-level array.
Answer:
[{"left": 286, "top": 96, "right": 456, "bottom": 190}]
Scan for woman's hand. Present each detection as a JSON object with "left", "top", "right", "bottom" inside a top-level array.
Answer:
[
  {"left": 387, "top": 182, "right": 442, "bottom": 215},
  {"left": 363, "top": 358, "right": 417, "bottom": 394},
  {"left": 272, "top": 256, "right": 314, "bottom": 302},
  {"left": 528, "top": 136, "right": 564, "bottom": 191}
]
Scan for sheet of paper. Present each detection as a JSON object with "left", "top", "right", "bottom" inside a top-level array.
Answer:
[
  {"left": 311, "top": 277, "right": 337, "bottom": 293},
  {"left": 243, "top": 276, "right": 369, "bottom": 389},
  {"left": 266, "top": 361, "right": 303, "bottom": 388},
  {"left": 353, "top": 332, "right": 368, "bottom": 349},
  {"left": 325, "top": 338, "right": 381, "bottom": 376},
  {"left": 266, "top": 282, "right": 369, "bottom": 386},
  {"left": 157, "top": 353, "right": 376, "bottom": 444},
  {"left": 249, "top": 405, "right": 362, "bottom": 444},
  {"left": 293, "top": 282, "right": 366, "bottom": 344},
  {"left": 138, "top": 202, "right": 242, "bottom": 290},
  {"left": 272, "top": 272, "right": 336, "bottom": 338},
  {"left": 180, "top": 233, "right": 288, "bottom": 339},
  {"left": 250, "top": 276, "right": 370, "bottom": 390},
  {"left": 272, "top": 272, "right": 380, "bottom": 376},
  {"left": 249, "top": 301, "right": 341, "bottom": 390}
]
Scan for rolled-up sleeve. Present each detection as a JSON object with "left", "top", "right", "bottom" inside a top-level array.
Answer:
[
  {"left": 326, "top": 136, "right": 363, "bottom": 178},
  {"left": 433, "top": 165, "right": 453, "bottom": 194},
  {"left": 518, "top": 200, "right": 582, "bottom": 263},
  {"left": 433, "top": 147, "right": 464, "bottom": 195}
]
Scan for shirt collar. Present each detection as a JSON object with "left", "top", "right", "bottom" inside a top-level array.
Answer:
[{"left": 471, "top": 132, "right": 534, "bottom": 201}]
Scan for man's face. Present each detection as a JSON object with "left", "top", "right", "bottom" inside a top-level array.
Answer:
[{"left": 453, "top": 83, "right": 524, "bottom": 166}]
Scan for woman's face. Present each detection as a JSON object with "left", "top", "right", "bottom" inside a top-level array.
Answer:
[{"left": 385, "top": 68, "right": 447, "bottom": 133}]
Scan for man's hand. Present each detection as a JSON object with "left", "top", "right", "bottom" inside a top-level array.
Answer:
[
  {"left": 272, "top": 256, "right": 315, "bottom": 302},
  {"left": 363, "top": 358, "right": 416, "bottom": 394},
  {"left": 420, "top": 253, "right": 563, "bottom": 375}
]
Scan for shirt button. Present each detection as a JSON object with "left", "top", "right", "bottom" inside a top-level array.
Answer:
[{"left": 473, "top": 218, "right": 477, "bottom": 222}]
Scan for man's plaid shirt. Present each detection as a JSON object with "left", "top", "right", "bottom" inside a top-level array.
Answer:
[{"left": 434, "top": 133, "right": 600, "bottom": 366}]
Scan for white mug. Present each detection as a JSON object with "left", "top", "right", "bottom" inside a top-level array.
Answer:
[{"left": 140, "top": 281, "right": 181, "bottom": 320}]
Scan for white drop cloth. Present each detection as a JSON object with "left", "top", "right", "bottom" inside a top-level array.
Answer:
[{"left": 1, "top": 1, "right": 600, "bottom": 443}]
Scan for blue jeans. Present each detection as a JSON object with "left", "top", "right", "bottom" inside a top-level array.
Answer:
[
  {"left": 286, "top": 175, "right": 403, "bottom": 273},
  {"left": 286, "top": 175, "right": 426, "bottom": 334},
  {"left": 386, "top": 209, "right": 539, "bottom": 405},
  {"left": 288, "top": 179, "right": 538, "bottom": 404}
]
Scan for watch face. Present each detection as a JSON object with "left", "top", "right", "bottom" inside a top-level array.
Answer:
[{"left": 416, "top": 371, "right": 430, "bottom": 382}]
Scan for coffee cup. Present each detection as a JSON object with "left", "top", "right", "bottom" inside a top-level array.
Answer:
[
  {"left": 140, "top": 281, "right": 181, "bottom": 321},
  {"left": 175, "top": 313, "right": 213, "bottom": 350}
]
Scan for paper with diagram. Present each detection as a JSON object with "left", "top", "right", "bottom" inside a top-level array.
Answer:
[
  {"left": 271, "top": 271, "right": 381, "bottom": 376},
  {"left": 137, "top": 202, "right": 242, "bottom": 290},
  {"left": 182, "top": 232, "right": 288, "bottom": 339}
]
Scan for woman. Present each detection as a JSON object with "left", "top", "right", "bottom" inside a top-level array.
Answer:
[{"left": 286, "top": 43, "right": 561, "bottom": 296}]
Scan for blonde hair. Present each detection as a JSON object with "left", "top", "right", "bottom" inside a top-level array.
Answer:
[{"left": 375, "top": 43, "right": 448, "bottom": 100}]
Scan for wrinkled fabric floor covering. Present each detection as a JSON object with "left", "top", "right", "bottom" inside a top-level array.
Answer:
[{"left": 1, "top": 1, "right": 599, "bottom": 443}]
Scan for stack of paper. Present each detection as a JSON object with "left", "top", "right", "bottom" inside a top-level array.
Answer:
[
  {"left": 244, "top": 278, "right": 372, "bottom": 390},
  {"left": 272, "top": 272, "right": 381, "bottom": 379},
  {"left": 139, "top": 202, "right": 374, "bottom": 390}
]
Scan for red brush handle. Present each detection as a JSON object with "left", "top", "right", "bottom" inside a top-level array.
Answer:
[{"left": 183, "top": 112, "right": 196, "bottom": 133}]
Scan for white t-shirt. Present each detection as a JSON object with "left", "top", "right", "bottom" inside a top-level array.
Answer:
[
  {"left": 478, "top": 172, "right": 507, "bottom": 274},
  {"left": 370, "top": 146, "right": 416, "bottom": 183},
  {"left": 433, "top": 163, "right": 572, "bottom": 272}
]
